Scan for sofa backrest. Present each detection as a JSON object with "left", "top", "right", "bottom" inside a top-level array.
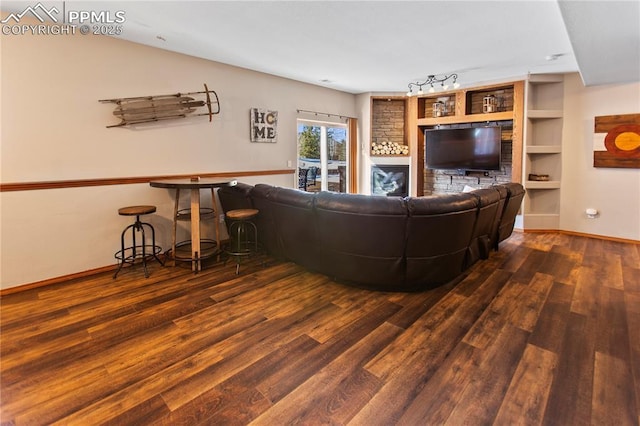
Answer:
[
  {"left": 314, "top": 191, "right": 408, "bottom": 289},
  {"left": 490, "top": 185, "right": 509, "bottom": 250},
  {"left": 466, "top": 187, "right": 502, "bottom": 267},
  {"left": 217, "top": 182, "right": 254, "bottom": 212},
  {"left": 249, "top": 184, "right": 283, "bottom": 258},
  {"left": 404, "top": 193, "right": 479, "bottom": 289},
  {"left": 268, "top": 186, "right": 320, "bottom": 271},
  {"left": 497, "top": 183, "right": 526, "bottom": 245}
]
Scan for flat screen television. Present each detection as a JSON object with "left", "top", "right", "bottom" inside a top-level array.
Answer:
[{"left": 425, "top": 126, "right": 502, "bottom": 171}]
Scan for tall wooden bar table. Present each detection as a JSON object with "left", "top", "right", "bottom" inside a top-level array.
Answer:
[{"left": 150, "top": 177, "right": 236, "bottom": 272}]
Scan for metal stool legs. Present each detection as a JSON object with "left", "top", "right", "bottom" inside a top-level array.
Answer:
[
  {"left": 226, "top": 219, "right": 258, "bottom": 274},
  {"left": 114, "top": 214, "right": 164, "bottom": 279}
]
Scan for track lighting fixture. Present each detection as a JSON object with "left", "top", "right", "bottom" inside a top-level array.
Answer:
[{"left": 406, "top": 74, "right": 460, "bottom": 96}]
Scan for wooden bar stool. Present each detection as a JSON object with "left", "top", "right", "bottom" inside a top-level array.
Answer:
[
  {"left": 113, "top": 205, "right": 164, "bottom": 278},
  {"left": 224, "top": 208, "right": 259, "bottom": 274}
]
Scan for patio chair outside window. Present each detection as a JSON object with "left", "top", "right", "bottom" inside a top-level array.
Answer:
[
  {"left": 307, "top": 166, "right": 319, "bottom": 187},
  {"left": 298, "top": 168, "right": 309, "bottom": 191}
]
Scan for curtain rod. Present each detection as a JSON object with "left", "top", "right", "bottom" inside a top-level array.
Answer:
[{"left": 296, "top": 109, "right": 354, "bottom": 120}]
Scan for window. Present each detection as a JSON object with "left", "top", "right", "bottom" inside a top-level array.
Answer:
[{"left": 297, "top": 120, "right": 349, "bottom": 193}]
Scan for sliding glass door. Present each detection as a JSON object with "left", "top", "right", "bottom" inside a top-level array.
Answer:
[{"left": 297, "top": 120, "right": 348, "bottom": 193}]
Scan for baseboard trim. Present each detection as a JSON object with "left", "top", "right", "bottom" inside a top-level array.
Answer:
[
  {"left": 523, "top": 228, "right": 640, "bottom": 245},
  {"left": 0, "top": 243, "right": 234, "bottom": 297},
  {"left": 0, "top": 264, "right": 116, "bottom": 296}
]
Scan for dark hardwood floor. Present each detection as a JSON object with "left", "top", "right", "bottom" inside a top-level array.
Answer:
[{"left": 1, "top": 232, "right": 639, "bottom": 425}]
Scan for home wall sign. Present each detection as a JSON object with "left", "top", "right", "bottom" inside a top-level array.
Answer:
[
  {"left": 593, "top": 113, "right": 640, "bottom": 168},
  {"left": 250, "top": 108, "right": 278, "bottom": 143},
  {"left": 99, "top": 84, "right": 220, "bottom": 128}
]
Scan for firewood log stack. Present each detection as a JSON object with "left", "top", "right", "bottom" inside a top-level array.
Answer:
[{"left": 371, "top": 141, "right": 409, "bottom": 156}]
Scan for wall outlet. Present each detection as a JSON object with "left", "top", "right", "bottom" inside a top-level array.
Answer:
[
  {"left": 219, "top": 214, "right": 225, "bottom": 223},
  {"left": 287, "top": 160, "right": 293, "bottom": 168}
]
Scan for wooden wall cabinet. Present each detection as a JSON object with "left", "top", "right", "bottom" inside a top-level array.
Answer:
[
  {"left": 415, "top": 83, "right": 521, "bottom": 126},
  {"left": 407, "top": 81, "right": 525, "bottom": 196}
]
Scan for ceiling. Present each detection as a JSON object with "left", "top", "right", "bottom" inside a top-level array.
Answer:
[{"left": 2, "top": 1, "right": 639, "bottom": 94}]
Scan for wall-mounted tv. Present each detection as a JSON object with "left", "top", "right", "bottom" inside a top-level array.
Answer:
[{"left": 425, "top": 126, "right": 502, "bottom": 171}]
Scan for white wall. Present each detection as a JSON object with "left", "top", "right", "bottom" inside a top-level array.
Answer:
[
  {"left": 0, "top": 23, "right": 355, "bottom": 289},
  {"left": 560, "top": 73, "right": 640, "bottom": 241},
  {"left": 355, "top": 92, "right": 373, "bottom": 194}
]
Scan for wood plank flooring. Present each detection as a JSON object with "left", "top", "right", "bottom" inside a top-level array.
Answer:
[{"left": 1, "top": 232, "right": 639, "bottom": 425}]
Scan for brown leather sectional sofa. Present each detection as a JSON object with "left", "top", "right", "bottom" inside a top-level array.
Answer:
[{"left": 218, "top": 182, "right": 525, "bottom": 291}]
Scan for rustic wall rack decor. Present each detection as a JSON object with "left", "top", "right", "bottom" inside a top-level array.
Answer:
[{"left": 99, "top": 83, "right": 220, "bottom": 128}]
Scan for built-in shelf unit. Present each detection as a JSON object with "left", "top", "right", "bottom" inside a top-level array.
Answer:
[
  {"left": 408, "top": 81, "right": 524, "bottom": 196},
  {"left": 369, "top": 81, "right": 526, "bottom": 198},
  {"left": 523, "top": 74, "right": 564, "bottom": 230},
  {"left": 370, "top": 97, "right": 409, "bottom": 157}
]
